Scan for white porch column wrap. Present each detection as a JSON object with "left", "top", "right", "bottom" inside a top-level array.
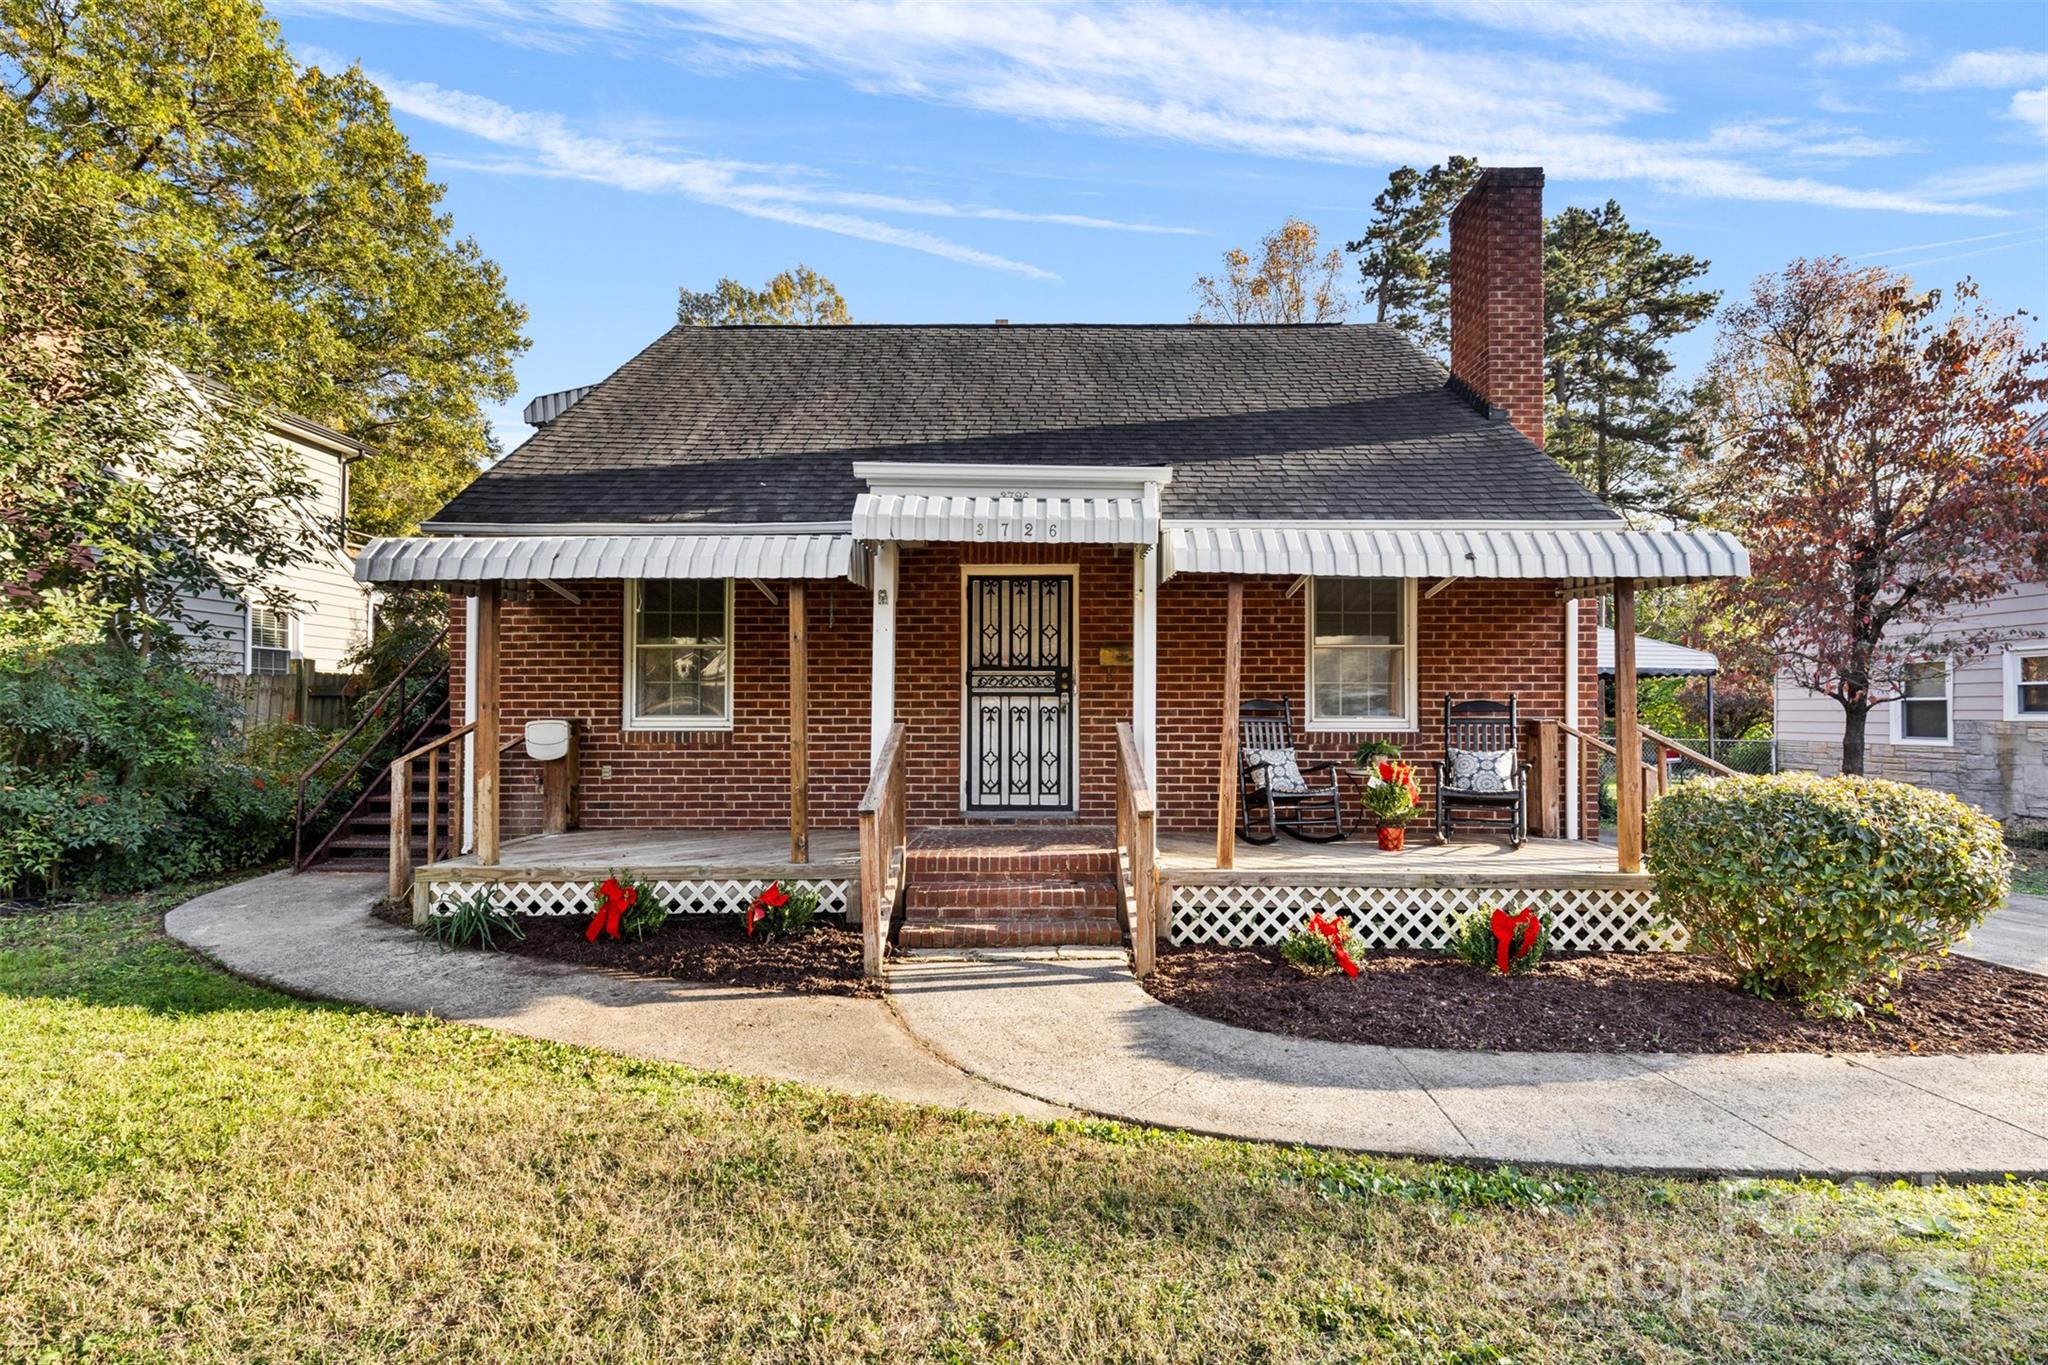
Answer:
[
  {"left": 870, "top": 542, "right": 898, "bottom": 766},
  {"left": 1563, "top": 598, "right": 1581, "bottom": 840},
  {"left": 462, "top": 593, "right": 478, "bottom": 854},
  {"left": 1132, "top": 544, "right": 1158, "bottom": 784}
]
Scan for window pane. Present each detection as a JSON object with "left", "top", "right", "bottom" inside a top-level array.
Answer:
[
  {"left": 639, "top": 579, "right": 725, "bottom": 647},
  {"left": 1315, "top": 579, "right": 1401, "bottom": 645},
  {"left": 1903, "top": 661, "right": 1946, "bottom": 699},
  {"left": 1901, "top": 698, "right": 1948, "bottom": 739},
  {"left": 2019, "top": 682, "right": 2048, "bottom": 715},
  {"left": 633, "top": 580, "right": 729, "bottom": 722},
  {"left": 250, "top": 607, "right": 291, "bottom": 651},
  {"left": 1313, "top": 646, "right": 1396, "bottom": 719},
  {"left": 2023, "top": 656, "right": 2048, "bottom": 684}
]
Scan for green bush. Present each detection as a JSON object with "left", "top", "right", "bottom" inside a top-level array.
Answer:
[
  {"left": 1646, "top": 773, "right": 2011, "bottom": 1017},
  {"left": 0, "top": 641, "right": 297, "bottom": 894},
  {"left": 1448, "top": 909, "right": 1548, "bottom": 975},
  {"left": 421, "top": 887, "right": 524, "bottom": 951},
  {"left": 1279, "top": 915, "right": 1365, "bottom": 976}
]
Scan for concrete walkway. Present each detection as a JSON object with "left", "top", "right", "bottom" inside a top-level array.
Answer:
[
  {"left": 1961, "top": 893, "right": 2048, "bottom": 976},
  {"left": 166, "top": 871, "right": 1066, "bottom": 1120},
  {"left": 888, "top": 957, "right": 2048, "bottom": 1179}
]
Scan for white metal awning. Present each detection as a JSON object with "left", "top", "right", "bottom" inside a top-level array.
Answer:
[
  {"left": 851, "top": 461, "right": 1169, "bottom": 545},
  {"left": 1598, "top": 627, "right": 1720, "bottom": 676},
  {"left": 354, "top": 532, "right": 867, "bottom": 586},
  {"left": 852, "top": 491, "right": 1159, "bottom": 545},
  {"left": 1160, "top": 523, "right": 1748, "bottom": 590}
]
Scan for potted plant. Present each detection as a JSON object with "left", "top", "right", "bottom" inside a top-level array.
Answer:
[
  {"left": 1362, "top": 759, "right": 1420, "bottom": 851},
  {"left": 1353, "top": 738, "right": 1402, "bottom": 768}
]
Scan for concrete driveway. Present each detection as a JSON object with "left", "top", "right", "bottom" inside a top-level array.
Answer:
[{"left": 1960, "top": 893, "right": 2048, "bottom": 976}]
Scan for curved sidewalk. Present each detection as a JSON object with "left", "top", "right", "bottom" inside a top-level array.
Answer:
[
  {"left": 166, "top": 871, "right": 1066, "bottom": 1120},
  {"left": 887, "top": 957, "right": 2048, "bottom": 1179}
]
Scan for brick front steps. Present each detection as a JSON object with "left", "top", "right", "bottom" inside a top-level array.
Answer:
[{"left": 897, "top": 824, "right": 1124, "bottom": 949}]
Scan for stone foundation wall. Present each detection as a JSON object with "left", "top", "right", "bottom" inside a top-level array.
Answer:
[{"left": 1777, "top": 720, "right": 2047, "bottom": 823}]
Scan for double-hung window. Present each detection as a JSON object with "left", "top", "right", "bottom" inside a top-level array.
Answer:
[
  {"left": 1894, "top": 659, "right": 1951, "bottom": 744},
  {"left": 1307, "top": 577, "right": 1415, "bottom": 730},
  {"left": 625, "top": 579, "right": 733, "bottom": 730},
  {"left": 249, "top": 606, "right": 293, "bottom": 676},
  {"left": 2007, "top": 646, "right": 2048, "bottom": 722}
]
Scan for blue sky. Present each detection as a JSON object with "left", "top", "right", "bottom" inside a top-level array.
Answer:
[{"left": 274, "top": 1, "right": 2048, "bottom": 454}]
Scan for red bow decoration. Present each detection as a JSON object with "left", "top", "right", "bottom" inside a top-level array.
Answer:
[
  {"left": 1308, "top": 912, "right": 1360, "bottom": 977},
  {"left": 586, "top": 876, "right": 638, "bottom": 943},
  {"left": 1488, "top": 906, "right": 1541, "bottom": 974},
  {"left": 747, "top": 881, "right": 790, "bottom": 937}
]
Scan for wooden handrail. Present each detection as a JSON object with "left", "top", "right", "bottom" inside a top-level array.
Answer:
[
  {"left": 393, "top": 721, "right": 475, "bottom": 768},
  {"left": 387, "top": 722, "right": 476, "bottom": 904},
  {"left": 294, "top": 626, "right": 450, "bottom": 868},
  {"left": 1115, "top": 722, "right": 1159, "bottom": 978},
  {"left": 1638, "top": 725, "right": 1740, "bottom": 779},
  {"left": 1554, "top": 719, "right": 1618, "bottom": 759},
  {"left": 857, "top": 723, "right": 908, "bottom": 978}
]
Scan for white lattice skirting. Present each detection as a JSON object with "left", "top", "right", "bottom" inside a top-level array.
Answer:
[
  {"left": 424, "top": 876, "right": 854, "bottom": 920},
  {"left": 1170, "top": 883, "right": 1686, "bottom": 952}
]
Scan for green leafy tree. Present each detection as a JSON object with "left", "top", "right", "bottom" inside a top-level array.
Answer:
[
  {"left": 1544, "top": 202, "right": 1718, "bottom": 519},
  {"left": 0, "top": 124, "right": 314, "bottom": 648},
  {"left": 1190, "top": 218, "right": 1348, "bottom": 324},
  {"left": 1345, "top": 156, "right": 1478, "bottom": 354},
  {"left": 677, "top": 265, "right": 851, "bottom": 325},
  {"left": 2, "top": 0, "right": 529, "bottom": 536}
]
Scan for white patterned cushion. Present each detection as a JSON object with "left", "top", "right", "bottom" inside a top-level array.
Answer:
[
  {"left": 1245, "top": 747, "right": 1308, "bottom": 794},
  {"left": 1446, "top": 747, "right": 1515, "bottom": 794}
]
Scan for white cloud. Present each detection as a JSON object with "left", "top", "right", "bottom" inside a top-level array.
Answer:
[
  {"left": 1814, "top": 25, "right": 1909, "bottom": 69},
  {"left": 1425, "top": 0, "right": 1802, "bottom": 53},
  {"left": 288, "top": 0, "right": 2004, "bottom": 216},
  {"left": 2011, "top": 88, "right": 2048, "bottom": 140},
  {"left": 1901, "top": 49, "right": 2048, "bottom": 91}
]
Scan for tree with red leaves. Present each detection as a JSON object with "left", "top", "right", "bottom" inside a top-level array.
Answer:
[{"left": 1698, "top": 257, "right": 2048, "bottom": 775}]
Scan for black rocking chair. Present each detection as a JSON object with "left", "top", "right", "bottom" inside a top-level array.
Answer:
[
  {"left": 1433, "top": 695, "right": 1530, "bottom": 848},
  {"left": 1238, "top": 698, "right": 1347, "bottom": 844}
]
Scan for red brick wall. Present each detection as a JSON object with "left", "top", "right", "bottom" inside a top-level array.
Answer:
[
  {"left": 1153, "top": 575, "right": 1600, "bottom": 835},
  {"left": 1449, "top": 166, "right": 1545, "bottom": 448},
  {"left": 894, "top": 543, "right": 1133, "bottom": 826},
  {"left": 448, "top": 565, "right": 1599, "bottom": 839},
  {"left": 448, "top": 577, "right": 873, "bottom": 837}
]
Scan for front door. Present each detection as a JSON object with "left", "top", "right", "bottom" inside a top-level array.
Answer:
[{"left": 963, "top": 571, "right": 1075, "bottom": 812}]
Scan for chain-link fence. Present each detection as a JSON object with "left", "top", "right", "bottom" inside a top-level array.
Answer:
[{"left": 1597, "top": 735, "right": 1776, "bottom": 824}]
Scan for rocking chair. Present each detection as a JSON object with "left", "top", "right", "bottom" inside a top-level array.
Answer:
[
  {"left": 1238, "top": 698, "right": 1347, "bottom": 844},
  {"left": 1433, "top": 694, "right": 1530, "bottom": 847}
]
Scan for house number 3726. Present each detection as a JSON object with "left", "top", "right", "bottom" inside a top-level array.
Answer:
[{"left": 972, "top": 521, "right": 1059, "bottom": 540}]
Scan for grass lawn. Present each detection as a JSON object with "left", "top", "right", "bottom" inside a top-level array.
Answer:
[{"left": 0, "top": 887, "right": 2043, "bottom": 1362}]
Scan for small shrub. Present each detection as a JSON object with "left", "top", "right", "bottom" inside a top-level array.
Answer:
[
  {"left": 1280, "top": 914, "right": 1364, "bottom": 976},
  {"left": 1353, "top": 739, "right": 1402, "bottom": 768},
  {"left": 422, "top": 887, "right": 524, "bottom": 951},
  {"left": 1646, "top": 773, "right": 2011, "bottom": 1018},
  {"left": 592, "top": 872, "right": 668, "bottom": 941},
  {"left": 746, "top": 881, "right": 818, "bottom": 941},
  {"left": 1448, "top": 909, "right": 1547, "bottom": 975}
]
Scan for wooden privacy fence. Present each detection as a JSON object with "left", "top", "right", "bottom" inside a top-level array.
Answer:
[
  {"left": 1115, "top": 721, "right": 1160, "bottom": 978},
  {"left": 202, "top": 661, "right": 352, "bottom": 731},
  {"left": 857, "top": 722, "right": 908, "bottom": 978}
]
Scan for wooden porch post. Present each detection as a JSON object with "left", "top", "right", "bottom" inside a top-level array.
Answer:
[
  {"left": 788, "top": 581, "right": 810, "bottom": 863},
  {"left": 474, "top": 581, "right": 502, "bottom": 867},
  {"left": 1612, "top": 579, "right": 1642, "bottom": 873},
  {"left": 1214, "top": 579, "right": 1242, "bottom": 869}
]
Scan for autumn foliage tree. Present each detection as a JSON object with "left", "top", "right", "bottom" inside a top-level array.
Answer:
[
  {"left": 1190, "top": 219, "right": 1348, "bottom": 324},
  {"left": 1698, "top": 258, "right": 2048, "bottom": 774},
  {"left": 678, "top": 265, "right": 851, "bottom": 326}
]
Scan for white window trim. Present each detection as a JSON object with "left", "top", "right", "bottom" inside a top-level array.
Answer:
[
  {"left": 2004, "top": 642, "right": 2048, "bottom": 723},
  {"left": 621, "top": 577, "right": 736, "bottom": 733},
  {"left": 245, "top": 603, "right": 296, "bottom": 676},
  {"left": 1304, "top": 576, "right": 1419, "bottom": 733},
  {"left": 1891, "top": 657, "right": 1953, "bottom": 747}
]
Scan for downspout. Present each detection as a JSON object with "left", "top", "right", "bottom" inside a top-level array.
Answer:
[{"left": 1563, "top": 599, "right": 1581, "bottom": 839}]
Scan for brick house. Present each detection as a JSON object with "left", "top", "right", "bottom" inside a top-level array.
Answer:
[{"left": 355, "top": 167, "right": 1747, "bottom": 969}]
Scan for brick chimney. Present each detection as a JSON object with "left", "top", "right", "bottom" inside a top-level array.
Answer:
[{"left": 1448, "top": 166, "right": 1545, "bottom": 448}]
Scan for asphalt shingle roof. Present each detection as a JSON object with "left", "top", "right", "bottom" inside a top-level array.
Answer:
[{"left": 430, "top": 324, "right": 1620, "bottom": 528}]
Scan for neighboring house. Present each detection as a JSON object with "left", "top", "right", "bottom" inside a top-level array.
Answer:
[
  {"left": 350, "top": 167, "right": 1747, "bottom": 954},
  {"left": 1775, "top": 578, "right": 2048, "bottom": 823},
  {"left": 176, "top": 402, "right": 375, "bottom": 676}
]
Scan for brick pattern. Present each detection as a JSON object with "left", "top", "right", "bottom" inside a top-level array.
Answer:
[
  {"left": 898, "top": 825, "right": 1122, "bottom": 947},
  {"left": 1449, "top": 166, "right": 1546, "bottom": 449},
  {"left": 446, "top": 565, "right": 1599, "bottom": 842}
]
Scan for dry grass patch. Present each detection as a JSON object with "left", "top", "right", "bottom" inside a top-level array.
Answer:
[{"left": 0, "top": 887, "right": 2041, "bottom": 1362}]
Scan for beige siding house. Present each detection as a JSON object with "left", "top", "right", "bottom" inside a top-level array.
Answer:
[
  {"left": 1775, "top": 579, "right": 2048, "bottom": 823},
  {"left": 175, "top": 407, "right": 374, "bottom": 676}
]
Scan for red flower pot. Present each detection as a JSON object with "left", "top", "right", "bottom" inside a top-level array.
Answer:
[{"left": 1376, "top": 824, "right": 1406, "bottom": 852}]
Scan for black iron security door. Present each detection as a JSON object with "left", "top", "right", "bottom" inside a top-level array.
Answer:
[{"left": 964, "top": 573, "right": 1075, "bottom": 812}]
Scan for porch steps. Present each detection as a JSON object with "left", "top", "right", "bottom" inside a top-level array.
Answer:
[{"left": 896, "top": 824, "right": 1123, "bottom": 949}]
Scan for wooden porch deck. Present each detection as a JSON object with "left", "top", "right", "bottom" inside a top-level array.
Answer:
[
  {"left": 422, "top": 827, "right": 860, "bottom": 878},
  {"left": 1157, "top": 832, "right": 1647, "bottom": 888}
]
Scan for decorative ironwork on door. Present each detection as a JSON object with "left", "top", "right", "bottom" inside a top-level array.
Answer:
[{"left": 964, "top": 574, "right": 1075, "bottom": 811}]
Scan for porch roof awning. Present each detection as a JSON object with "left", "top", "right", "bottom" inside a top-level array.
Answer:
[
  {"left": 1159, "top": 523, "right": 1748, "bottom": 590},
  {"left": 1597, "top": 627, "right": 1720, "bottom": 677},
  {"left": 354, "top": 532, "right": 867, "bottom": 586},
  {"left": 852, "top": 491, "right": 1159, "bottom": 544}
]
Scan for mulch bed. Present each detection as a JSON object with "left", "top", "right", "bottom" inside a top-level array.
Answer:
[
  {"left": 1145, "top": 945, "right": 2048, "bottom": 1055},
  {"left": 377, "top": 900, "right": 877, "bottom": 997}
]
